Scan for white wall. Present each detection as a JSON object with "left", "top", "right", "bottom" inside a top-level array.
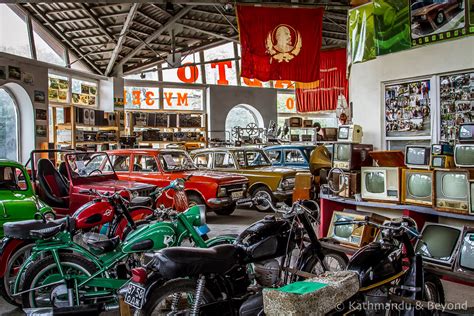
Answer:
[{"left": 350, "top": 36, "right": 474, "bottom": 150}]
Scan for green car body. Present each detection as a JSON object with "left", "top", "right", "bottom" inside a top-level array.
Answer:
[
  {"left": 191, "top": 147, "right": 297, "bottom": 202},
  {"left": 0, "top": 160, "right": 53, "bottom": 237}
]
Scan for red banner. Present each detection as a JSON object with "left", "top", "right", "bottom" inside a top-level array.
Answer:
[
  {"left": 296, "top": 48, "right": 348, "bottom": 112},
  {"left": 237, "top": 5, "right": 324, "bottom": 83}
]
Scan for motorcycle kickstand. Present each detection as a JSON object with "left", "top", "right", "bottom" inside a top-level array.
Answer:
[{"left": 190, "top": 275, "right": 206, "bottom": 316}]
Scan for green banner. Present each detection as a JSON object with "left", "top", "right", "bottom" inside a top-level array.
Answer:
[
  {"left": 410, "top": 0, "right": 467, "bottom": 46},
  {"left": 374, "top": 0, "right": 412, "bottom": 55},
  {"left": 348, "top": 3, "right": 376, "bottom": 64}
]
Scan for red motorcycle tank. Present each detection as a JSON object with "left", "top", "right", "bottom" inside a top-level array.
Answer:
[{"left": 72, "top": 199, "right": 115, "bottom": 230}]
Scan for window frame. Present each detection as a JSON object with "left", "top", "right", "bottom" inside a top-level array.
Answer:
[
  {"left": 213, "top": 151, "right": 236, "bottom": 169},
  {"left": 0, "top": 87, "right": 20, "bottom": 161}
]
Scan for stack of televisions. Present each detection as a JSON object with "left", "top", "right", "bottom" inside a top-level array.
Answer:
[{"left": 324, "top": 123, "right": 474, "bottom": 255}]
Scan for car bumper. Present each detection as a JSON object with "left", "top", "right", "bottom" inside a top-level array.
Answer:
[{"left": 273, "top": 189, "right": 294, "bottom": 201}]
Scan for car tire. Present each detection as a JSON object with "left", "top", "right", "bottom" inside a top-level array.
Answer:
[
  {"left": 251, "top": 186, "right": 275, "bottom": 212},
  {"left": 213, "top": 203, "right": 236, "bottom": 216},
  {"left": 186, "top": 192, "right": 206, "bottom": 208},
  {"left": 435, "top": 11, "right": 445, "bottom": 25}
]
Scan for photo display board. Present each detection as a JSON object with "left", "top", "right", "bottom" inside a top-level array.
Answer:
[
  {"left": 385, "top": 79, "right": 431, "bottom": 138},
  {"left": 440, "top": 71, "right": 474, "bottom": 143}
]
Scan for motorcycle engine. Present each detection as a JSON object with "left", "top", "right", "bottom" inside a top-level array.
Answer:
[
  {"left": 363, "top": 288, "right": 389, "bottom": 316},
  {"left": 254, "top": 259, "right": 281, "bottom": 287}
]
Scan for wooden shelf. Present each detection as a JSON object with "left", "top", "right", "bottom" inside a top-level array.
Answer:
[
  {"left": 134, "top": 126, "right": 205, "bottom": 130},
  {"left": 138, "top": 141, "right": 206, "bottom": 144},
  {"left": 125, "top": 109, "right": 205, "bottom": 114},
  {"left": 320, "top": 194, "right": 474, "bottom": 221},
  {"left": 57, "top": 124, "right": 119, "bottom": 131}
]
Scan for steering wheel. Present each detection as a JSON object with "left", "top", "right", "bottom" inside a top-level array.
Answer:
[
  {"left": 88, "top": 169, "right": 103, "bottom": 176},
  {"left": 246, "top": 123, "right": 258, "bottom": 136}
]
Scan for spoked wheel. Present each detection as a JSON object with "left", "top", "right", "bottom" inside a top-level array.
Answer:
[
  {"left": 138, "top": 278, "right": 215, "bottom": 316},
  {"left": 424, "top": 273, "right": 445, "bottom": 304},
  {"left": 21, "top": 253, "right": 98, "bottom": 308},
  {"left": 0, "top": 242, "right": 34, "bottom": 306},
  {"left": 302, "top": 251, "right": 348, "bottom": 276},
  {"left": 251, "top": 187, "right": 274, "bottom": 212}
]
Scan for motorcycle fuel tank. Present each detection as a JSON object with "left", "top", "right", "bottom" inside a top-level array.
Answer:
[
  {"left": 73, "top": 200, "right": 115, "bottom": 230},
  {"left": 121, "top": 221, "right": 177, "bottom": 254},
  {"left": 347, "top": 242, "right": 403, "bottom": 289}
]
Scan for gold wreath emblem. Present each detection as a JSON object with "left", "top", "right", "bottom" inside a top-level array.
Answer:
[{"left": 265, "top": 24, "right": 302, "bottom": 63}]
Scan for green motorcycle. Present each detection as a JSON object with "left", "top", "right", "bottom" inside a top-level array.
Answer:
[{"left": 13, "top": 182, "right": 234, "bottom": 312}]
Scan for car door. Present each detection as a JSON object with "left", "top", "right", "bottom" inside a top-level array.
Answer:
[
  {"left": 128, "top": 154, "right": 162, "bottom": 186},
  {"left": 213, "top": 151, "right": 237, "bottom": 172},
  {"left": 108, "top": 154, "right": 132, "bottom": 180},
  {"left": 193, "top": 152, "right": 212, "bottom": 169},
  {"left": 284, "top": 149, "right": 307, "bottom": 168},
  {"left": 266, "top": 149, "right": 282, "bottom": 166}
]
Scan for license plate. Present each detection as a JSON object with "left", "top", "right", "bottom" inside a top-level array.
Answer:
[
  {"left": 124, "top": 282, "right": 146, "bottom": 309},
  {"left": 231, "top": 191, "right": 244, "bottom": 199}
]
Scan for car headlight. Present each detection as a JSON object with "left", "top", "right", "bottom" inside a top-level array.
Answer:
[
  {"left": 217, "top": 186, "right": 227, "bottom": 197},
  {"left": 242, "top": 184, "right": 248, "bottom": 192},
  {"left": 280, "top": 177, "right": 295, "bottom": 190}
]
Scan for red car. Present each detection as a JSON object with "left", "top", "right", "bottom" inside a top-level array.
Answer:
[
  {"left": 106, "top": 149, "right": 249, "bottom": 215},
  {"left": 31, "top": 150, "right": 157, "bottom": 217}
]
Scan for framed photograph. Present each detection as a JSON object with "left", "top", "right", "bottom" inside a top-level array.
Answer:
[
  {"left": 72, "top": 93, "right": 80, "bottom": 104},
  {"left": 0, "top": 66, "right": 6, "bottom": 80},
  {"left": 58, "top": 90, "right": 68, "bottom": 103},
  {"left": 81, "top": 84, "right": 90, "bottom": 95},
  {"left": 48, "top": 89, "right": 58, "bottom": 102},
  {"left": 35, "top": 125, "right": 47, "bottom": 138},
  {"left": 35, "top": 109, "right": 47, "bottom": 121},
  {"left": 8, "top": 66, "right": 21, "bottom": 80},
  {"left": 384, "top": 79, "right": 431, "bottom": 138},
  {"left": 58, "top": 79, "right": 69, "bottom": 90},
  {"left": 439, "top": 71, "right": 474, "bottom": 143},
  {"left": 22, "top": 72, "right": 34, "bottom": 85},
  {"left": 49, "top": 78, "right": 59, "bottom": 90},
  {"left": 34, "top": 90, "right": 46, "bottom": 103}
]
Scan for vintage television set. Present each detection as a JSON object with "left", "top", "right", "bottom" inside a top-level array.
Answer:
[
  {"left": 454, "top": 144, "right": 474, "bottom": 168},
  {"left": 415, "top": 223, "right": 462, "bottom": 269},
  {"left": 434, "top": 169, "right": 472, "bottom": 213},
  {"left": 401, "top": 169, "right": 434, "bottom": 206},
  {"left": 454, "top": 226, "right": 474, "bottom": 277},
  {"left": 459, "top": 123, "right": 474, "bottom": 143},
  {"left": 330, "top": 169, "right": 361, "bottom": 198},
  {"left": 290, "top": 134, "right": 300, "bottom": 142},
  {"left": 337, "top": 124, "right": 363, "bottom": 143},
  {"left": 318, "top": 128, "right": 338, "bottom": 141},
  {"left": 431, "top": 155, "right": 455, "bottom": 169},
  {"left": 332, "top": 143, "right": 373, "bottom": 171},
  {"left": 288, "top": 117, "right": 303, "bottom": 127},
  {"left": 432, "top": 143, "right": 453, "bottom": 156},
  {"left": 471, "top": 180, "right": 474, "bottom": 215},
  {"left": 361, "top": 167, "right": 401, "bottom": 202},
  {"left": 327, "top": 210, "right": 386, "bottom": 248},
  {"left": 404, "top": 146, "right": 431, "bottom": 169},
  {"left": 303, "top": 119, "right": 313, "bottom": 127}
]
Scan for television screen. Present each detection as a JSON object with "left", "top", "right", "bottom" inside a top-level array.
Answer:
[
  {"left": 432, "top": 156, "right": 444, "bottom": 168},
  {"left": 455, "top": 145, "right": 474, "bottom": 166},
  {"left": 471, "top": 182, "right": 474, "bottom": 211},
  {"left": 442, "top": 173, "right": 468, "bottom": 199},
  {"left": 338, "top": 127, "right": 349, "bottom": 140},
  {"left": 335, "top": 144, "right": 350, "bottom": 161},
  {"left": 334, "top": 217, "right": 354, "bottom": 239},
  {"left": 406, "top": 147, "right": 428, "bottom": 165},
  {"left": 416, "top": 224, "right": 461, "bottom": 263},
  {"left": 365, "top": 172, "right": 385, "bottom": 194},
  {"left": 407, "top": 173, "right": 431, "bottom": 198},
  {"left": 459, "top": 124, "right": 474, "bottom": 140},
  {"left": 459, "top": 232, "right": 474, "bottom": 271}
]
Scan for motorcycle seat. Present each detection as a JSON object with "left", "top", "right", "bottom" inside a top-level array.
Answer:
[
  {"left": 3, "top": 218, "right": 70, "bottom": 240},
  {"left": 86, "top": 236, "right": 121, "bottom": 254},
  {"left": 155, "top": 245, "right": 238, "bottom": 279},
  {"left": 130, "top": 196, "right": 152, "bottom": 208}
]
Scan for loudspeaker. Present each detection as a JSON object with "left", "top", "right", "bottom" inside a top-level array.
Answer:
[
  {"left": 89, "top": 110, "right": 95, "bottom": 126},
  {"left": 156, "top": 113, "right": 168, "bottom": 127},
  {"left": 95, "top": 110, "right": 105, "bottom": 126},
  {"left": 147, "top": 113, "right": 156, "bottom": 127},
  {"left": 106, "top": 112, "right": 116, "bottom": 126},
  {"left": 168, "top": 114, "right": 177, "bottom": 127},
  {"left": 83, "top": 109, "right": 91, "bottom": 125}
]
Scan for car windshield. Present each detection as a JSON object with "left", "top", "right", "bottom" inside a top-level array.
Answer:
[
  {"left": 0, "top": 166, "right": 28, "bottom": 191},
  {"left": 159, "top": 151, "right": 197, "bottom": 172},
  {"left": 235, "top": 150, "right": 272, "bottom": 167},
  {"left": 66, "top": 153, "right": 115, "bottom": 178}
]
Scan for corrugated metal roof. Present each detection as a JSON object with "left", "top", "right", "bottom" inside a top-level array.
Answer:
[{"left": 17, "top": 1, "right": 349, "bottom": 75}]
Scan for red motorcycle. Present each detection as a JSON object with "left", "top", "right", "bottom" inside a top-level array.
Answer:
[{"left": 0, "top": 180, "right": 188, "bottom": 307}]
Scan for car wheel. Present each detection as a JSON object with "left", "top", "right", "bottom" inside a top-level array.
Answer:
[
  {"left": 435, "top": 11, "right": 445, "bottom": 25},
  {"left": 251, "top": 186, "right": 274, "bottom": 212},
  {"left": 213, "top": 203, "right": 236, "bottom": 216},
  {"left": 186, "top": 192, "right": 205, "bottom": 208}
]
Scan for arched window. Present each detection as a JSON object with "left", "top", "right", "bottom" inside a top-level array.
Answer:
[
  {"left": 225, "top": 104, "right": 264, "bottom": 141},
  {"left": 0, "top": 88, "right": 19, "bottom": 160}
]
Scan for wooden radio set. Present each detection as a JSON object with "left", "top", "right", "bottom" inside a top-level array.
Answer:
[{"left": 64, "top": 107, "right": 116, "bottom": 126}]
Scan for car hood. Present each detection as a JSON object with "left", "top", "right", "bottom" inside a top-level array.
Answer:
[
  {"left": 183, "top": 170, "right": 248, "bottom": 185},
  {"left": 240, "top": 166, "right": 298, "bottom": 177},
  {"left": 413, "top": 4, "right": 441, "bottom": 15},
  {"left": 76, "top": 180, "right": 156, "bottom": 191},
  {"left": 0, "top": 192, "right": 38, "bottom": 212}
]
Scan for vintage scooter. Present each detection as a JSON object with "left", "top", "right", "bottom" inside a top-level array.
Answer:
[{"left": 13, "top": 180, "right": 235, "bottom": 313}]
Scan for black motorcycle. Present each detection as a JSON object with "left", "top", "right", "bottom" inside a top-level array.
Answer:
[
  {"left": 128, "top": 198, "right": 348, "bottom": 315},
  {"left": 327, "top": 217, "right": 445, "bottom": 315}
]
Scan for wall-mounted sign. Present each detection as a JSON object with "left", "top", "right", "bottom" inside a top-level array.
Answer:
[{"left": 124, "top": 87, "right": 203, "bottom": 111}]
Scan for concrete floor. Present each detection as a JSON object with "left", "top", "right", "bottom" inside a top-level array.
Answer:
[{"left": 1, "top": 208, "right": 473, "bottom": 315}]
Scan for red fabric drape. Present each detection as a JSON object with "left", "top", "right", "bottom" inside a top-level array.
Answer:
[
  {"left": 237, "top": 4, "right": 324, "bottom": 83},
  {"left": 295, "top": 48, "right": 348, "bottom": 112}
]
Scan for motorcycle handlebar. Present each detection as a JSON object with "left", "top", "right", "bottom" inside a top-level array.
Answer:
[{"left": 333, "top": 219, "right": 421, "bottom": 238}]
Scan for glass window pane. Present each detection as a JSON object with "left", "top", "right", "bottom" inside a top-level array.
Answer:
[
  {"left": 134, "top": 155, "right": 158, "bottom": 172},
  {"left": 33, "top": 21, "right": 65, "bottom": 66},
  {"left": 0, "top": 4, "right": 30, "bottom": 58},
  {"left": 0, "top": 88, "right": 18, "bottom": 161},
  {"left": 124, "top": 86, "right": 160, "bottom": 109},
  {"left": 110, "top": 155, "right": 130, "bottom": 172},
  {"left": 277, "top": 92, "right": 297, "bottom": 113},
  {"left": 162, "top": 53, "right": 202, "bottom": 84},
  {"left": 124, "top": 68, "right": 158, "bottom": 81},
  {"left": 204, "top": 43, "right": 236, "bottom": 85},
  {"left": 162, "top": 87, "right": 203, "bottom": 111}
]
